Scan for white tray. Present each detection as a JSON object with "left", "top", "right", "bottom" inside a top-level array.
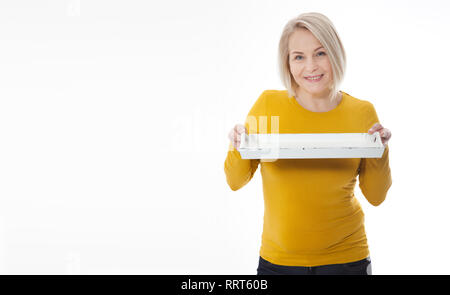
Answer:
[{"left": 238, "top": 132, "right": 385, "bottom": 159}]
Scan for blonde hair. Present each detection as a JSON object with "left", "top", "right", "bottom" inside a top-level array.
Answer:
[{"left": 278, "top": 12, "right": 346, "bottom": 103}]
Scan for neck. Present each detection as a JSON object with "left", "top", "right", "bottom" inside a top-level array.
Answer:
[
  {"left": 294, "top": 90, "right": 341, "bottom": 112},
  {"left": 295, "top": 88, "right": 335, "bottom": 100}
]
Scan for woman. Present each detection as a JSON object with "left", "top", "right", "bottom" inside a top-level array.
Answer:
[{"left": 224, "top": 12, "right": 392, "bottom": 275}]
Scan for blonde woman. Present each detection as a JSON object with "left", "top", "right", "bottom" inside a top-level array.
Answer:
[{"left": 224, "top": 12, "right": 392, "bottom": 275}]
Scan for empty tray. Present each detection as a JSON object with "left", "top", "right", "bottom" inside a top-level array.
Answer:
[{"left": 238, "top": 132, "right": 385, "bottom": 159}]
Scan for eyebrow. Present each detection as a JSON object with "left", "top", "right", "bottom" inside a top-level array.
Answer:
[{"left": 290, "top": 46, "right": 324, "bottom": 54}]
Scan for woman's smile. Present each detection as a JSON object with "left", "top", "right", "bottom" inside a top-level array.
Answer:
[{"left": 304, "top": 74, "right": 324, "bottom": 82}]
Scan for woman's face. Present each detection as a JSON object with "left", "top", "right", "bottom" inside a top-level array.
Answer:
[{"left": 288, "top": 28, "right": 333, "bottom": 97}]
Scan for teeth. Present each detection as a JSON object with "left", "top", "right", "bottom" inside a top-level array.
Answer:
[{"left": 306, "top": 75, "right": 323, "bottom": 80}]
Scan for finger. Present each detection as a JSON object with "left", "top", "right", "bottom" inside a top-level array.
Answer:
[
  {"left": 381, "top": 129, "right": 391, "bottom": 139},
  {"left": 234, "top": 131, "right": 243, "bottom": 143},
  {"left": 378, "top": 130, "right": 387, "bottom": 139},
  {"left": 381, "top": 132, "right": 391, "bottom": 146},
  {"left": 369, "top": 127, "right": 383, "bottom": 135},
  {"left": 368, "top": 123, "right": 383, "bottom": 134},
  {"left": 228, "top": 130, "right": 234, "bottom": 141},
  {"left": 236, "top": 125, "right": 246, "bottom": 134},
  {"left": 372, "top": 122, "right": 382, "bottom": 129},
  {"left": 229, "top": 131, "right": 240, "bottom": 144}
]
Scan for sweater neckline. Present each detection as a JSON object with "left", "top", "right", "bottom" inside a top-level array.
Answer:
[{"left": 289, "top": 91, "right": 347, "bottom": 115}]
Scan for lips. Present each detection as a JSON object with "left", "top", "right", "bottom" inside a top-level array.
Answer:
[{"left": 304, "top": 74, "right": 324, "bottom": 81}]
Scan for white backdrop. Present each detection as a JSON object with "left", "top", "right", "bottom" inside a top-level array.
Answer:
[{"left": 0, "top": 0, "right": 449, "bottom": 274}]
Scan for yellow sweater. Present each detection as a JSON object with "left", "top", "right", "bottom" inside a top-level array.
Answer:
[{"left": 224, "top": 90, "right": 392, "bottom": 267}]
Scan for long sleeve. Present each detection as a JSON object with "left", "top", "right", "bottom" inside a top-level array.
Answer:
[
  {"left": 223, "top": 91, "right": 267, "bottom": 191},
  {"left": 224, "top": 142, "right": 260, "bottom": 191},
  {"left": 358, "top": 102, "right": 393, "bottom": 206}
]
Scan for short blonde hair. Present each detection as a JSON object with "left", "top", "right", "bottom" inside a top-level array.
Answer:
[{"left": 278, "top": 12, "right": 346, "bottom": 102}]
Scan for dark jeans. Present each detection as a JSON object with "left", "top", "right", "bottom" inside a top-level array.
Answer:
[{"left": 257, "top": 256, "right": 372, "bottom": 275}]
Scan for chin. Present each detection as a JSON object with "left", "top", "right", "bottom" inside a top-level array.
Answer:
[
  {"left": 300, "top": 82, "right": 331, "bottom": 93},
  {"left": 302, "top": 86, "right": 328, "bottom": 94}
]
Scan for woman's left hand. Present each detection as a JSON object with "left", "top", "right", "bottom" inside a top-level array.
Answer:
[{"left": 368, "top": 123, "right": 391, "bottom": 147}]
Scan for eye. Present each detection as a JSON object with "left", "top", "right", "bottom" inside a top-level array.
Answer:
[
  {"left": 317, "top": 51, "right": 326, "bottom": 56},
  {"left": 294, "top": 55, "right": 302, "bottom": 60}
]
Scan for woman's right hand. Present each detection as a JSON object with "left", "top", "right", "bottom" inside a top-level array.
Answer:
[{"left": 228, "top": 124, "right": 247, "bottom": 150}]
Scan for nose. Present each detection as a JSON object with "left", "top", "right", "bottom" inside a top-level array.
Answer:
[{"left": 305, "top": 57, "right": 318, "bottom": 71}]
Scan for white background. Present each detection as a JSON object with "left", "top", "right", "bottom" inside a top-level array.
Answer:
[{"left": 0, "top": 0, "right": 449, "bottom": 274}]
